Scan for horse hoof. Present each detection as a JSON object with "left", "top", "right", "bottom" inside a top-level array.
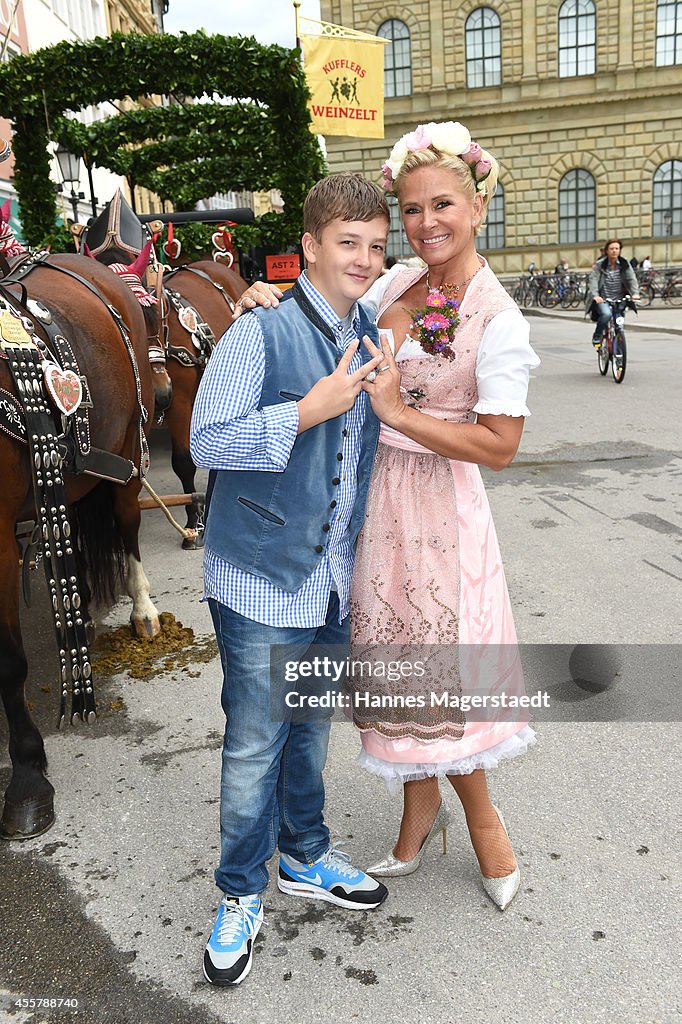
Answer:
[
  {"left": 0, "top": 793, "right": 55, "bottom": 840},
  {"left": 130, "top": 615, "right": 161, "bottom": 639},
  {"left": 181, "top": 531, "right": 204, "bottom": 550}
]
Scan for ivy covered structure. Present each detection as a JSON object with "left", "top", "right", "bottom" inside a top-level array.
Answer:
[{"left": 0, "top": 30, "right": 326, "bottom": 253}]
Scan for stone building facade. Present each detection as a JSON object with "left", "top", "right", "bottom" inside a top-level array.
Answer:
[{"left": 321, "top": 0, "right": 682, "bottom": 273}]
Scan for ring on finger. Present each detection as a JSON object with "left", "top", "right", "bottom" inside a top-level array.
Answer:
[
  {"left": 378, "top": 364, "right": 390, "bottom": 373},
  {"left": 366, "top": 369, "right": 377, "bottom": 382}
]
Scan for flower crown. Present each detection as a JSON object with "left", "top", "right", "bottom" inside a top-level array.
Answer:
[{"left": 381, "top": 121, "right": 492, "bottom": 196}]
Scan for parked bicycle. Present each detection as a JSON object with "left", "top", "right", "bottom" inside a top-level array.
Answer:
[
  {"left": 595, "top": 296, "right": 637, "bottom": 383},
  {"left": 636, "top": 267, "right": 682, "bottom": 307},
  {"left": 537, "top": 272, "right": 583, "bottom": 309}
]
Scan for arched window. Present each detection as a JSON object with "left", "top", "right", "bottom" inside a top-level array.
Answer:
[
  {"left": 377, "top": 19, "right": 412, "bottom": 97},
  {"left": 653, "top": 160, "right": 682, "bottom": 236},
  {"left": 656, "top": 0, "right": 682, "bottom": 65},
  {"left": 465, "top": 8, "right": 502, "bottom": 88},
  {"left": 558, "top": 0, "right": 596, "bottom": 77},
  {"left": 478, "top": 183, "right": 505, "bottom": 250},
  {"left": 559, "top": 169, "right": 596, "bottom": 243},
  {"left": 386, "top": 198, "right": 411, "bottom": 260}
]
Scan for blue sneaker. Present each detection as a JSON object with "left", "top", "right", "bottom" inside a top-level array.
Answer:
[
  {"left": 278, "top": 844, "right": 388, "bottom": 909},
  {"left": 203, "top": 894, "right": 263, "bottom": 986}
]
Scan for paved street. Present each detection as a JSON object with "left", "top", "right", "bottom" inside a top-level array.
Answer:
[{"left": 1, "top": 309, "right": 680, "bottom": 1024}]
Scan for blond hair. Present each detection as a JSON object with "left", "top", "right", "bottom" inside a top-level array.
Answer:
[
  {"left": 394, "top": 148, "right": 499, "bottom": 235},
  {"left": 304, "top": 173, "right": 390, "bottom": 241}
]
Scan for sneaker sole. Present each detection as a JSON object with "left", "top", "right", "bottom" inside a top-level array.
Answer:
[
  {"left": 202, "top": 921, "right": 262, "bottom": 986},
  {"left": 277, "top": 876, "right": 387, "bottom": 910}
]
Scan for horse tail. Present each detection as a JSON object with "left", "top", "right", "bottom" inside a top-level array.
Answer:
[{"left": 71, "top": 481, "right": 126, "bottom": 608}]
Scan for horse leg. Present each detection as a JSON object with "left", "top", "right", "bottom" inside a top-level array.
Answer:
[
  {"left": 111, "top": 484, "right": 161, "bottom": 638},
  {"left": 0, "top": 527, "right": 55, "bottom": 839},
  {"left": 172, "top": 440, "right": 204, "bottom": 551},
  {"left": 164, "top": 376, "right": 204, "bottom": 550}
]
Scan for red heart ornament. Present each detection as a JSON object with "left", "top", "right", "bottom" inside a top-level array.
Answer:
[
  {"left": 43, "top": 362, "right": 83, "bottom": 416},
  {"left": 163, "top": 238, "right": 182, "bottom": 260}
]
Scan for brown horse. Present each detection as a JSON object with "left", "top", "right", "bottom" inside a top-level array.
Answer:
[
  {"left": 147, "top": 259, "right": 248, "bottom": 547},
  {"left": 0, "top": 252, "right": 160, "bottom": 840}
]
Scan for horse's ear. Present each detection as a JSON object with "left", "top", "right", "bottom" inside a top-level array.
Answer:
[
  {"left": 0, "top": 199, "right": 10, "bottom": 224},
  {"left": 127, "top": 237, "right": 154, "bottom": 278}
]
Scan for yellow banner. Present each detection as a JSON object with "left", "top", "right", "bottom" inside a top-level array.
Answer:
[{"left": 302, "top": 32, "right": 385, "bottom": 139}]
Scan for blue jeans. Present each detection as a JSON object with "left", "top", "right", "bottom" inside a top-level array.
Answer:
[
  {"left": 208, "top": 592, "right": 348, "bottom": 896},
  {"left": 593, "top": 300, "right": 613, "bottom": 339}
]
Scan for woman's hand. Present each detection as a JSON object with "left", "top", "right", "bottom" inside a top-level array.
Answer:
[
  {"left": 297, "top": 341, "right": 383, "bottom": 433},
  {"left": 361, "top": 334, "right": 406, "bottom": 428},
  {"left": 233, "top": 282, "right": 284, "bottom": 319}
]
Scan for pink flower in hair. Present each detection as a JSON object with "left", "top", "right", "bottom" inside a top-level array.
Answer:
[
  {"left": 381, "top": 162, "right": 394, "bottom": 191},
  {"left": 460, "top": 142, "right": 482, "bottom": 165},
  {"left": 475, "top": 158, "right": 492, "bottom": 180},
  {"left": 404, "top": 125, "right": 432, "bottom": 151}
]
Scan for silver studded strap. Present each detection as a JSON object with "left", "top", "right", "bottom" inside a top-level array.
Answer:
[{"left": 3, "top": 336, "right": 95, "bottom": 725}]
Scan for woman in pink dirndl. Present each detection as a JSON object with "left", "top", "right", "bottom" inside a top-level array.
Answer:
[{"left": 350, "top": 121, "right": 539, "bottom": 910}]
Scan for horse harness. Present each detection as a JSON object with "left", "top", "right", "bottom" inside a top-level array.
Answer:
[
  {"left": 160, "top": 265, "right": 235, "bottom": 369},
  {"left": 0, "top": 252, "right": 151, "bottom": 726}
]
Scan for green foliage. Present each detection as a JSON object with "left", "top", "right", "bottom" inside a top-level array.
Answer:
[
  {"left": 37, "top": 222, "right": 78, "bottom": 254},
  {"left": 0, "top": 31, "right": 326, "bottom": 248},
  {"left": 168, "top": 222, "right": 214, "bottom": 263}
]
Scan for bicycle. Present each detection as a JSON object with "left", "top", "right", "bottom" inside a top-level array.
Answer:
[
  {"left": 512, "top": 273, "right": 543, "bottom": 307},
  {"left": 537, "top": 273, "right": 582, "bottom": 309},
  {"left": 636, "top": 268, "right": 682, "bottom": 307},
  {"left": 595, "top": 296, "right": 637, "bottom": 383}
]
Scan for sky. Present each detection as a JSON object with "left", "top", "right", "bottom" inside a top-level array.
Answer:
[{"left": 164, "top": 0, "right": 322, "bottom": 47}]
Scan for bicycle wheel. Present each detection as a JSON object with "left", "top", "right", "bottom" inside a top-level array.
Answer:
[
  {"left": 512, "top": 283, "right": 525, "bottom": 305},
  {"left": 598, "top": 330, "right": 610, "bottom": 375},
  {"left": 665, "top": 278, "right": 682, "bottom": 307},
  {"left": 611, "top": 329, "right": 627, "bottom": 383},
  {"left": 538, "top": 286, "right": 556, "bottom": 308}
]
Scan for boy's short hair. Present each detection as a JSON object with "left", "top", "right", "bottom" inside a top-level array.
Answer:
[{"left": 304, "top": 173, "right": 390, "bottom": 241}]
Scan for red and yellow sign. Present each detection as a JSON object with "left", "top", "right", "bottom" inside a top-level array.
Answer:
[
  {"left": 301, "top": 21, "right": 386, "bottom": 139},
  {"left": 265, "top": 253, "right": 301, "bottom": 282}
]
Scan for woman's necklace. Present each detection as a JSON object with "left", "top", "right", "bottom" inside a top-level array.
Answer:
[
  {"left": 425, "top": 265, "right": 481, "bottom": 296},
  {"left": 405, "top": 266, "right": 481, "bottom": 360}
]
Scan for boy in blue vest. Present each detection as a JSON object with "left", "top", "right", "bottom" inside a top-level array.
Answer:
[{"left": 190, "top": 174, "right": 390, "bottom": 987}]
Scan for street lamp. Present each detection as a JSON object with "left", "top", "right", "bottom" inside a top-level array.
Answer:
[{"left": 55, "top": 143, "right": 84, "bottom": 223}]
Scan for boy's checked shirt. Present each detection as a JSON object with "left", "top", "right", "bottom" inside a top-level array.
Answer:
[{"left": 190, "top": 271, "right": 371, "bottom": 628}]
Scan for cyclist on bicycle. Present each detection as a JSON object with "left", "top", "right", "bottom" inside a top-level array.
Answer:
[{"left": 586, "top": 239, "right": 639, "bottom": 347}]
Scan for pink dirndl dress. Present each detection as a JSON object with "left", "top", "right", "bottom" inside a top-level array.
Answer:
[{"left": 349, "top": 261, "right": 537, "bottom": 790}]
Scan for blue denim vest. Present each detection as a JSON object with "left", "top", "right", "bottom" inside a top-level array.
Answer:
[{"left": 203, "top": 294, "right": 380, "bottom": 593}]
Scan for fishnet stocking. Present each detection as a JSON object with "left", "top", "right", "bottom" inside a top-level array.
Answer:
[
  {"left": 393, "top": 777, "right": 445, "bottom": 862},
  {"left": 447, "top": 769, "right": 517, "bottom": 878}
]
